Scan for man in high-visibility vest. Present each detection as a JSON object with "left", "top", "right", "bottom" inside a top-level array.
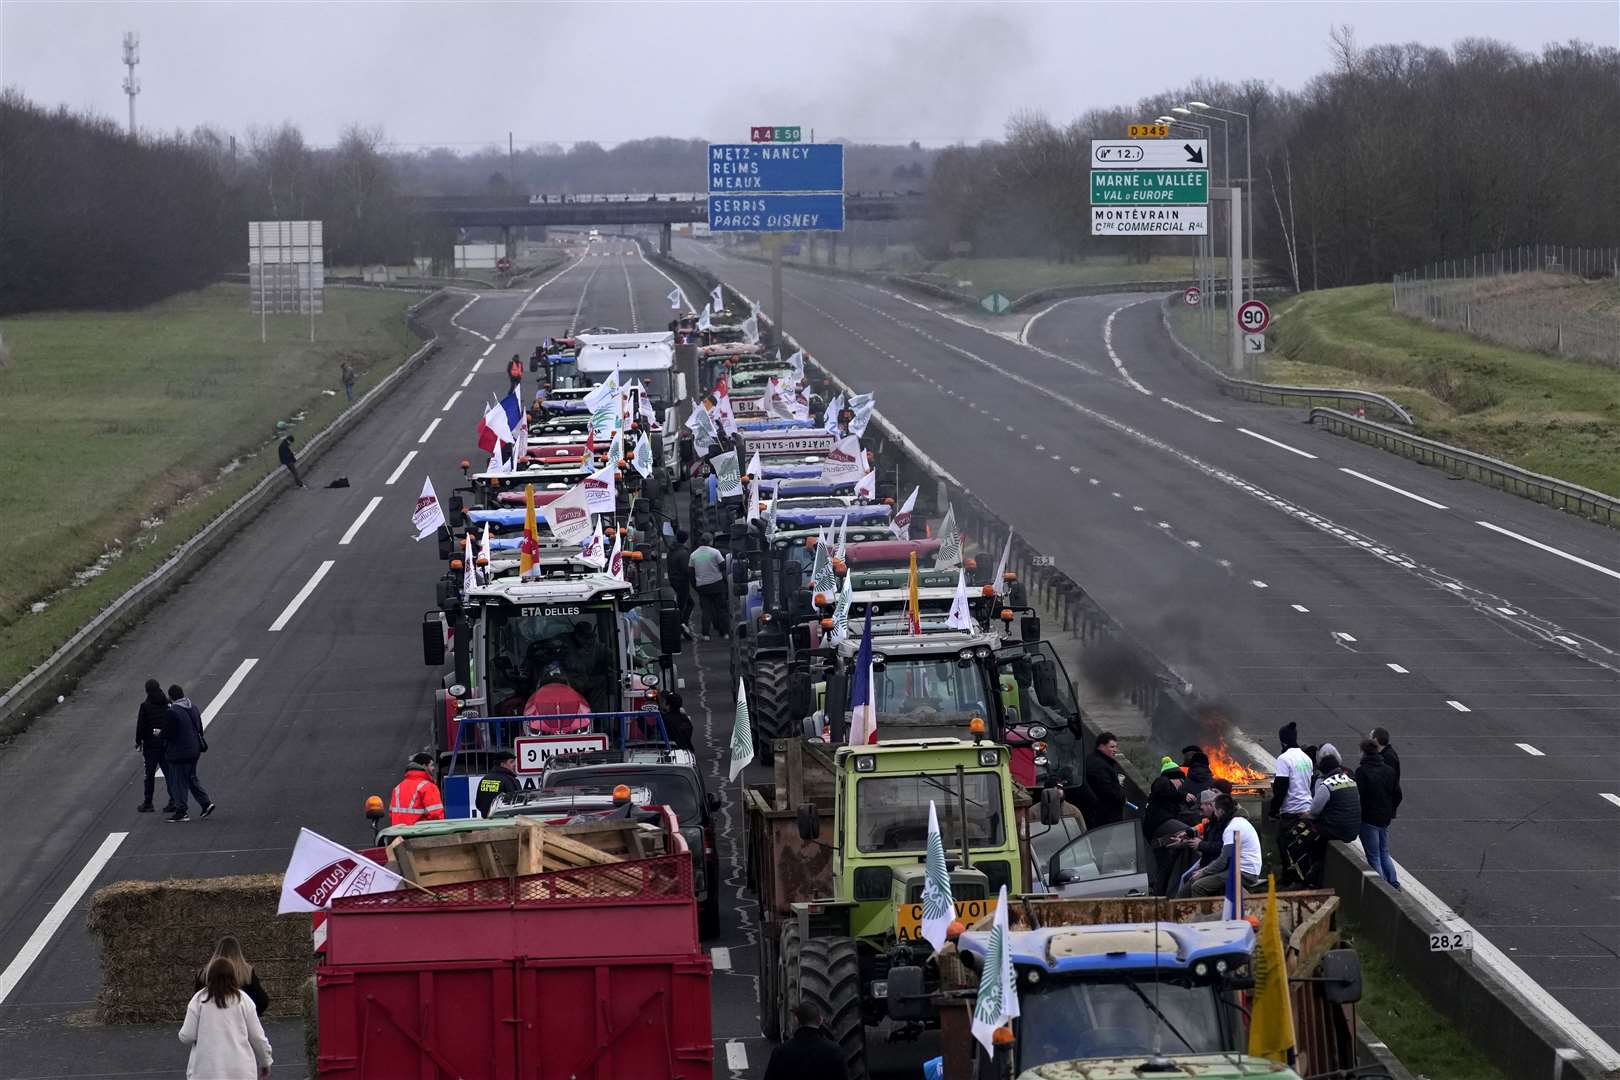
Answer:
[{"left": 389, "top": 753, "right": 446, "bottom": 826}]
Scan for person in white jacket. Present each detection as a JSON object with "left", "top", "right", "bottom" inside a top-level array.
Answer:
[{"left": 179, "top": 957, "right": 273, "bottom": 1080}]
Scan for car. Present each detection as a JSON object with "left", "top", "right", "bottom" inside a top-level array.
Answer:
[
  {"left": 1027, "top": 815, "right": 1151, "bottom": 898},
  {"left": 575, "top": 326, "right": 621, "bottom": 337}
]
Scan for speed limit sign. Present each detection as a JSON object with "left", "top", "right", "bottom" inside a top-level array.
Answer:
[
  {"left": 1236, "top": 299, "right": 1271, "bottom": 333},
  {"left": 1183, "top": 286, "right": 1201, "bottom": 307}
]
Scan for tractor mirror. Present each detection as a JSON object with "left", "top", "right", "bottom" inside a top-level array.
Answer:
[
  {"left": 422, "top": 613, "right": 446, "bottom": 667},
  {"left": 731, "top": 559, "right": 749, "bottom": 585},
  {"left": 1319, "top": 949, "right": 1362, "bottom": 1004},
  {"left": 659, "top": 606, "right": 684, "bottom": 655},
  {"left": 452, "top": 614, "right": 472, "bottom": 692},
  {"left": 796, "top": 803, "right": 820, "bottom": 842},
  {"left": 1040, "top": 786, "right": 1064, "bottom": 826},
  {"left": 1021, "top": 614, "right": 1041, "bottom": 643},
  {"left": 1032, "top": 658, "right": 1058, "bottom": 703},
  {"left": 885, "top": 965, "right": 931, "bottom": 1022}
]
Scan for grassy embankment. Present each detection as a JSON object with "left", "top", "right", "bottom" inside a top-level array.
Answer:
[{"left": 0, "top": 284, "right": 419, "bottom": 690}]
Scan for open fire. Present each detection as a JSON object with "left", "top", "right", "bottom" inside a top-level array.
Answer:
[{"left": 1206, "top": 740, "right": 1270, "bottom": 787}]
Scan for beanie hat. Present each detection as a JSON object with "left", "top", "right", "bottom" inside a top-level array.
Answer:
[{"left": 1160, "top": 756, "right": 1182, "bottom": 774}]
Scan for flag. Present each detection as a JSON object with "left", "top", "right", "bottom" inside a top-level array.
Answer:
[
  {"left": 712, "top": 450, "right": 744, "bottom": 498},
  {"left": 746, "top": 450, "right": 762, "bottom": 482},
  {"left": 685, "top": 402, "right": 716, "bottom": 455},
  {"left": 849, "top": 395, "right": 875, "bottom": 437},
  {"left": 1248, "top": 875, "right": 1297, "bottom": 1064},
  {"left": 854, "top": 470, "right": 877, "bottom": 500},
  {"left": 747, "top": 472, "right": 761, "bottom": 523},
  {"left": 811, "top": 527, "right": 835, "bottom": 598},
  {"left": 696, "top": 303, "right": 712, "bottom": 332},
  {"left": 581, "top": 520, "right": 606, "bottom": 568},
  {"left": 462, "top": 532, "right": 477, "bottom": 594},
  {"left": 946, "top": 569, "right": 973, "bottom": 630},
  {"left": 787, "top": 349, "right": 805, "bottom": 381},
  {"left": 834, "top": 514, "right": 849, "bottom": 561},
  {"left": 511, "top": 409, "right": 528, "bottom": 466},
  {"left": 969, "top": 885, "right": 1020, "bottom": 1053},
  {"left": 498, "top": 388, "right": 522, "bottom": 434},
  {"left": 907, "top": 551, "right": 923, "bottom": 635},
  {"left": 476, "top": 400, "right": 512, "bottom": 453},
  {"left": 581, "top": 460, "right": 618, "bottom": 513},
  {"left": 1223, "top": 829, "right": 1245, "bottom": 921},
  {"left": 607, "top": 527, "right": 625, "bottom": 581},
  {"left": 412, "top": 477, "right": 445, "bottom": 540},
  {"left": 632, "top": 431, "right": 654, "bottom": 478},
  {"left": 820, "top": 434, "right": 864, "bottom": 484},
  {"left": 543, "top": 484, "right": 592, "bottom": 545},
  {"left": 488, "top": 450, "right": 504, "bottom": 475},
  {"left": 582, "top": 370, "right": 620, "bottom": 412},
  {"left": 993, "top": 531, "right": 1014, "bottom": 597},
  {"left": 277, "top": 828, "right": 406, "bottom": 913},
  {"left": 480, "top": 520, "right": 493, "bottom": 583},
  {"left": 712, "top": 390, "right": 738, "bottom": 435},
  {"left": 935, "top": 505, "right": 962, "bottom": 569},
  {"left": 667, "top": 286, "right": 683, "bottom": 310},
  {"left": 729, "top": 677, "right": 754, "bottom": 781},
  {"left": 711, "top": 284, "right": 724, "bottom": 312},
  {"left": 920, "top": 801, "right": 956, "bottom": 952},
  {"left": 519, "top": 483, "right": 541, "bottom": 579},
  {"left": 739, "top": 312, "right": 759, "bottom": 344},
  {"left": 822, "top": 391, "right": 845, "bottom": 435},
  {"left": 831, "top": 570, "right": 853, "bottom": 643},
  {"left": 848, "top": 608, "right": 876, "bottom": 745},
  {"left": 590, "top": 401, "right": 618, "bottom": 440},
  {"left": 892, "top": 486, "right": 918, "bottom": 539},
  {"left": 765, "top": 378, "right": 796, "bottom": 419},
  {"left": 608, "top": 427, "right": 624, "bottom": 469}
]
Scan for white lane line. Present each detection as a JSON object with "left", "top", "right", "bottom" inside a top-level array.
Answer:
[
  {"left": 1475, "top": 520, "right": 1620, "bottom": 582},
  {"left": 1250, "top": 579, "right": 1268, "bottom": 589},
  {"left": 725, "top": 1042, "right": 748, "bottom": 1070},
  {"left": 0, "top": 832, "right": 128, "bottom": 1005},
  {"left": 1387, "top": 663, "right": 1408, "bottom": 674},
  {"left": 384, "top": 450, "right": 417, "bottom": 486},
  {"left": 710, "top": 946, "right": 732, "bottom": 970},
  {"left": 459, "top": 372, "right": 474, "bottom": 388},
  {"left": 442, "top": 390, "right": 462, "bottom": 412},
  {"left": 470, "top": 354, "right": 486, "bottom": 372},
  {"left": 481, "top": 343, "right": 495, "bottom": 356},
  {"left": 1446, "top": 699, "right": 1471, "bottom": 713},
  {"left": 1338, "top": 467, "right": 1449, "bottom": 510},
  {"left": 1291, "top": 604, "right": 1309, "bottom": 612},
  {"left": 1600, "top": 793, "right": 1620, "bottom": 809},
  {"left": 338, "top": 496, "right": 384, "bottom": 546},
  {"left": 201, "top": 659, "right": 258, "bottom": 729},
  {"left": 1333, "top": 631, "right": 1357, "bottom": 643},
  {"left": 1516, "top": 743, "right": 1545, "bottom": 757},
  {"left": 1237, "top": 427, "right": 1318, "bottom": 459},
  {"left": 1103, "top": 304, "right": 1152, "bottom": 395},
  {"left": 1160, "top": 396, "right": 1224, "bottom": 423},
  {"left": 268, "top": 560, "right": 335, "bottom": 632},
  {"left": 417, "top": 418, "right": 441, "bottom": 444}
]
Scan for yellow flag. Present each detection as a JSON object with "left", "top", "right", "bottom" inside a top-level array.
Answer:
[
  {"left": 1248, "top": 874, "right": 1296, "bottom": 1063},
  {"left": 519, "top": 483, "right": 539, "bottom": 579},
  {"left": 907, "top": 551, "right": 921, "bottom": 635}
]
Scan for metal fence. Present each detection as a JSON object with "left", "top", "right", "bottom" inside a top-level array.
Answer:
[{"left": 1392, "top": 244, "right": 1620, "bottom": 368}]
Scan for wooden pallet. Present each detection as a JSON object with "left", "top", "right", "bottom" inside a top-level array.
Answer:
[{"left": 389, "top": 819, "right": 668, "bottom": 891}]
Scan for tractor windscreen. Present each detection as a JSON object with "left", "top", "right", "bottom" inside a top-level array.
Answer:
[
  {"left": 1016, "top": 980, "right": 1229, "bottom": 1067},
  {"left": 869, "top": 658, "right": 994, "bottom": 725},
  {"left": 854, "top": 772, "right": 1004, "bottom": 854},
  {"left": 486, "top": 602, "right": 618, "bottom": 716}
]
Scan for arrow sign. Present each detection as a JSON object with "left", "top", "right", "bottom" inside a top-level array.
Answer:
[
  {"left": 1183, "top": 143, "right": 1204, "bottom": 164},
  {"left": 1245, "top": 332, "right": 1266, "bottom": 353},
  {"left": 1092, "top": 139, "right": 1208, "bottom": 170}
]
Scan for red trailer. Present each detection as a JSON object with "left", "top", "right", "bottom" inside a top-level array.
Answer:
[{"left": 315, "top": 854, "right": 713, "bottom": 1079}]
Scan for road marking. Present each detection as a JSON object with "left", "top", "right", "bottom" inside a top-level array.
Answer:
[
  {"left": 0, "top": 832, "right": 128, "bottom": 1005},
  {"left": 1291, "top": 604, "right": 1309, "bottom": 612},
  {"left": 339, "top": 496, "right": 384, "bottom": 546},
  {"left": 481, "top": 343, "right": 494, "bottom": 356},
  {"left": 1238, "top": 427, "right": 1318, "bottom": 459},
  {"left": 1475, "top": 520, "right": 1620, "bottom": 582},
  {"left": 1160, "top": 396, "right": 1223, "bottom": 423},
  {"left": 1338, "top": 468, "right": 1449, "bottom": 510},
  {"left": 1446, "top": 699, "right": 1471, "bottom": 713},
  {"left": 1251, "top": 579, "right": 1268, "bottom": 589},
  {"left": 201, "top": 659, "right": 259, "bottom": 729},
  {"left": 1103, "top": 304, "right": 1152, "bottom": 395},
  {"left": 1600, "top": 793, "right": 1620, "bottom": 809},
  {"left": 1387, "top": 663, "right": 1408, "bottom": 674},
  {"left": 711, "top": 946, "right": 731, "bottom": 970},
  {"left": 418, "top": 418, "right": 441, "bottom": 444},
  {"left": 459, "top": 372, "right": 474, "bottom": 388},
  {"left": 442, "top": 390, "right": 462, "bottom": 412},
  {"left": 1516, "top": 743, "right": 1545, "bottom": 756},
  {"left": 268, "top": 560, "right": 335, "bottom": 632},
  {"left": 449, "top": 295, "right": 488, "bottom": 341},
  {"left": 725, "top": 1042, "right": 748, "bottom": 1070},
  {"left": 1333, "top": 631, "right": 1357, "bottom": 643},
  {"left": 385, "top": 450, "right": 417, "bottom": 486},
  {"left": 470, "top": 354, "right": 486, "bottom": 372}
]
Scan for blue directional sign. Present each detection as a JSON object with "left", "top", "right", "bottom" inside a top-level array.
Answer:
[
  {"left": 708, "top": 194, "right": 844, "bottom": 233},
  {"left": 708, "top": 143, "right": 844, "bottom": 194}
]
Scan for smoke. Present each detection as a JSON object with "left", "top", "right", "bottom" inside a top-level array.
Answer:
[{"left": 1075, "top": 637, "right": 1155, "bottom": 700}]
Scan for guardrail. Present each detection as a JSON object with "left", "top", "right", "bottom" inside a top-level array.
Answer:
[
  {"left": 1007, "top": 275, "right": 1287, "bottom": 313},
  {"left": 1309, "top": 407, "right": 1618, "bottom": 526},
  {"left": 0, "top": 290, "right": 450, "bottom": 736},
  {"left": 1159, "top": 295, "right": 1415, "bottom": 424}
]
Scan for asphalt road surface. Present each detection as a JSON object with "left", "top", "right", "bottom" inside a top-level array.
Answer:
[{"left": 676, "top": 238, "right": 1620, "bottom": 1058}]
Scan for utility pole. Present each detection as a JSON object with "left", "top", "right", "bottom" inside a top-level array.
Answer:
[{"left": 121, "top": 31, "right": 141, "bottom": 138}]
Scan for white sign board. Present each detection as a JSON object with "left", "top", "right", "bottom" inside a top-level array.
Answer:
[
  {"left": 1244, "top": 333, "right": 1266, "bottom": 354},
  {"left": 454, "top": 243, "right": 503, "bottom": 270},
  {"left": 515, "top": 733, "right": 610, "bottom": 774},
  {"left": 1091, "top": 206, "right": 1208, "bottom": 236},
  {"left": 1429, "top": 930, "right": 1474, "bottom": 953},
  {"left": 248, "top": 220, "right": 324, "bottom": 315},
  {"left": 741, "top": 432, "right": 836, "bottom": 456},
  {"left": 1092, "top": 139, "right": 1208, "bottom": 169}
]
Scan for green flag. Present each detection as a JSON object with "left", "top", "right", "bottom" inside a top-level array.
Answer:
[
  {"left": 970, "top": 885, "right": 1019, "bottom": 1052},
  {"left": 728, "top": 678, "right": 755, "bottom": 781},
  {"left": 920, "top": 800, "right": 955, "bottom": 951}
]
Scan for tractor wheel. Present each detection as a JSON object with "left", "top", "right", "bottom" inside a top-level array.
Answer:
[
  {"left": 788, "top": 934, "right": 868, "bottom": 1079},
  {"left": 751, "top": 658, "right": 791, "bottom": 766}
]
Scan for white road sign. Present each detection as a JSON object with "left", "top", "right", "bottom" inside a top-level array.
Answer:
[
  {"left": 515, "top": 733, "right": 609, "bottom": 773},
  {"left": 1245, "top": 333, "right": 1266, "bottom": 354},
  {"left": 1429, "top": 930, "right": 1474, "bottom": 953},
  {"left": 1092, "top": 206, "right": 1208, "bottom": 236},
  {"left": 1092, "top": 139, "right": 1207, "bottom": 169}
]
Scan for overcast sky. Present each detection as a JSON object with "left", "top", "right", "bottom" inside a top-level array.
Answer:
[{"left": 3, "top": 1, "right": 1615, "bottom": 148}]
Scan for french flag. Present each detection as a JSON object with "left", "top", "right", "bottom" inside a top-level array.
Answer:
[
  {"left": 1223, "top": 829, "right": 1244, "bottom": 920},
  {"left": 476, "top": 400, "right": 513, "bottom": 455},
  {"left": 847, "top": 607, "right": 877, "bottom": 745}
]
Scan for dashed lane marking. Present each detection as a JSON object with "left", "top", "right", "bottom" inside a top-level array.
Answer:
[
  {"left": 725, "top": 1042, "right": 748, "bottom": 1070},
  {"left": 1160, "top": 396, "right": 1223, "bottom": 423},
  {"left": 1238, "top": 427, "right": 1318, "bottom": 459},
  {"left": 1339, "top": 467, "right": 1449, "bottom": 510},
  {"left": 1291, "top": 604, "right": 1309, "bottom": 612},
  {"left": 417, "top": 418, "right": 441, "bottom": 444},
  {"left": 384, "top": 450, "right": 417, "bottom": 486},
  {"left": 459, "top": 372, "right": 474, "bottom": 388},
  {"left": 338, "top": 496, "right": 384, "bottom": 546},
  {"left": 1446, "top": 700, "right": 1471, "bottom": 713},
  {"left": 268, "top": 560, "right": 335, "bottom": 632},
  {"left": 0, "top": 832, "right": 129, "bottom": 1005},
  {"left": 1251, "top": 579, "right": 1268, "bottom": 589},
  {"left": 1387, "top": 663, "right": 1408, "bottom": 674},
  {"left": 1475, "top": 520, "right": 1620, "bottom": 582},
  {"left": 1516, "top": 743, "right": 1545, "bottom": 756},
  {"left": 1600, "top": 793, "right": 1620, "bottom": 809},
  {"left": 442, "top": 390, "right": 462, "bottom": 412},
  {"left": 201, "top": 658, "right": 259, "bottom": 728}
]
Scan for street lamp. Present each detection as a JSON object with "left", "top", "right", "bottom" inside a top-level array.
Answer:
[
  {"left": 1157, "top": 115, "right": 1216, "bottom": 340},
  {"left": 1190, "top": 101, "right": 1253, "bottom": 301}
]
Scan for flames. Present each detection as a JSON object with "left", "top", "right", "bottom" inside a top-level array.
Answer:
[{"left": 1206, "top": 740, "right": 1269, "bottom": 786}]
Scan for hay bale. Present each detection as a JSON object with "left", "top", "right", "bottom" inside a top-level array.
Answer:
[
  {"left": 88, "top": 874, "right": 314, "bottom": 1025},
  {"left": 301, "top": 975, "right": 319, "bottom": 1078}
]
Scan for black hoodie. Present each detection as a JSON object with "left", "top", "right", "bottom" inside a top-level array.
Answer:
[
  {"left": 135, "top": 688, "right": 170, "bottom": 750},
  {"left": 1355, "top": 751, "right": 1402, "bottom": 827}
]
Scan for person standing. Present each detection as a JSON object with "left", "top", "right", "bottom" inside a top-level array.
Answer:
[
  {"left": 1354, "top": 738, "right": 1402, "bottom": 888},
  {"left": 666, "top": 530, "right": 694, "bottom": 637},
  {"left": 194, "top": 937, "right": 269, "bottom": 1016},
  {"left": 1371, "top": 727, "right": 1401, "bottom": 787},
  {"left": 507, "top": 354, "right": 524, "bottom": 394},
  {"left": 689, "top": 535, "right": 728, "bottom": 641},
  {"left": 1080, "top": 731, "right": 1126, "bottom": 826},
  {"left": 163, "top": 684, "right": 213, "bottom": 822},
  {"left": 135, "top": 678, "right": 174, "bottom": 814},
  {"left": 763, "top": 1000, "right": 850, "bottom": 1080},
  {"left": 277, "top": 434, "right": 305, "bottom": 488},
  {"left": 178, "top": 956, "right": 273, "bottom": 1080},
  {"left": 389, "top": 753, "right": 446, "bottom": 826},
  {"left": 339, "top": 360, "right": 356, "bottom": 403},
  {"left": 475, "top": 749, "right": 523, "bottom": 818}
]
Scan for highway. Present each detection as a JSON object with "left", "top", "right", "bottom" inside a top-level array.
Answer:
[{"left": 676, "top": 239, "right": 1620, "bottom": 1055}]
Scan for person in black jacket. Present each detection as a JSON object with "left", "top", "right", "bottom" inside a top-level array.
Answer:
[
  {"left": 475, "top": 749, "right": 524, "bottom": 818},
  {"left": 1080, "top": 731, "right": 1126, "bottom": 826},
  {"left": 277, "top": 434, "right": 305, "bottom": 488},
  {"left": 1371, "top": 727, "right": 1401, "bottom": 792},
  {"left": 163, "top": 684, "right": 213, "bottom": 822},
  {"left": 194, "top": 936, "right": 270, "bottom": 1016},
  {"left": 666, "top": 530, "right": 694, "bottom": 637},
  {"left": 135, "top": 678, "right": 174, "bottom": 813},
  {"left": 1354, "top": 738, "right": 1402, "bottom": 888},
  {"left": 763, "top": 1001, "right": 849, "bottom": 1080}
]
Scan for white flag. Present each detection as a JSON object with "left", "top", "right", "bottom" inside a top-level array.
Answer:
[
  {"left": 729, "top": 678, "right": 755, "bottom": 782},
  {"left": 685, "top": 402, "right": 717, "bottom": 455},
  {"left": 480, "top": 520, "right": 493, "bottom": 567},
  {"left": 834, "top": 514, "right": 849, "bottom": 561},
  {"left": 993, "top": 531, "right": 1014, "bottom": 597},
  {"left": 487, "top": 450, "right": 503, "bottom": 476},
  {"left": 511, "top": 413, "right": 528, "bottom": 469},
  {"left": 543, "top": 484, "right": 592, "bottom": 545},
  {"left": 787, "top": 349, "right": 806, "bottom": 381},
  {"left": 713, "top": 450, "right": 744, "bottom": 498},
  {"left": 820, "top": 434, "right": 865, "bottom": 484},
  {"left": 632, "top": 431, "right": 654, "bottom": 478},
  {"left": 581, "top": 519, "right": 607, "bottom": 568},
  {"left": 462, "top": 532, "right": 477, "bottom": 594},
  {"left": 934, "top": 505, "right": 962, "bottom": 569},
  {"left": 892, "top": 486, "right": 918, "bottom": 539},
  {"left": 581, "top": 460, "right": 618, "bottom": 514},
  {"left": 765, "top": 378, "right": 796, "bottom": 420},
  {"left": 830, "top": 570, "right": 853, "bottom": 643},
  {"left": 711, "top": 284, "right": 724, "bottom": 312},
  {"left": 920, "top": 801, "right": 956, "bottom": 953},
  {"left": 739, "top": 313, "right": 759, "bottom": 344},
  {"left": 277, "top": 828, "right": 407, "bottom": 914},
  {"left": 668, "top": 287, "right": 683, "bottom": 310},
  {"left": 412, "top": 477, "right": 446, "bottom": 540},
  {"left": 696, "top": 303, "right": 712, "bottom": 332},
  {"left": 607, "top": 528, "right": 625, "bottom": 581},
  {"left": 854, "top": 470, "right": 877, "bottom": 500},
  {"left": 746, "top": 450, "right": 763, "bottom": 482},
  {"left": 822, "top": 391, "right": 845, "bottom": 435},
  {"left": 970, "top": 886, "right": 1020, "bottom": 1052},
  {"left": 608, "top": 428, "right": 624, "bottom": 469},
  {"left": 849, "top": 395, "right": 875, "bottom": 437},
  {"left": 582, "top": 370, "right": 621, "bottom": 412},
  {"left": 747, "top": 473, "right": 761, "bottom": 523},
  {"left": 811, "top": 526, "right": 835, "bottom": 598},
  {"left": 946, "top": 569, "right": 973, "bottom": 630},
  {"left": 712, "top": 390, "right": 738, "bottom": 436}
]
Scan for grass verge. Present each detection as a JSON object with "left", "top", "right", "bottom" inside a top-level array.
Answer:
[
  {"left": 1267, "top": 284, "right": 1620, "bottom": 496},
  {"left": 923, "top": 255, "right": 1206, "bottom": 298},
  {"left": 0, "top": 284, "right": 420, "bottom": 689}
]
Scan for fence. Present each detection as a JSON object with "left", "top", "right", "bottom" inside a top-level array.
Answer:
[{"left": 1391, "top": 244, "right": 1620, "bottom": 368}]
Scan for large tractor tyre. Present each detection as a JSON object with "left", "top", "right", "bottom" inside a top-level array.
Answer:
[
  {"left": 758, "top": 925, "right": 783, "bottom": 1042},
  {"left": 790, "top": 935, "right": 869, "bottom": 1080},
  {"left": 751, "top": 658, "right": 792, "bottom": 766},
  {"left": 699, "top": 888, "right": 721, "bottom": 941}
]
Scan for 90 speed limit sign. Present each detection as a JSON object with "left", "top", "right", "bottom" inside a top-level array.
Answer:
[{"left": 1236, "top": 299, "right": 1271, "bottom": 333}]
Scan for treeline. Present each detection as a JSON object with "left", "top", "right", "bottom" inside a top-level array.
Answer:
[{"left": 923, "top": 35, "right": 1620, "bottom": 288}]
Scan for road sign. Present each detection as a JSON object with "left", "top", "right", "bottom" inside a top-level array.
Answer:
[
  {"left": 1245, "top": 332, "right": 1266, "bottom": 353},
  {"left": 1237, "top": 299, "right": 1272, "bottom": 333},
  {"left": 708, "top": 143, "right": 843, "bottom": 193},
  {"left": 708, "top": 193, "right": 844, "bottom": 232},
  {"left": 1429, "top": 930, "right": 1474, "bottom": 953},
  {"left": 1091, "top": 139, "right": 1207, "bottom": 169},
  {"left": 1091, "top": 169, "right": 1208, "bottom": 206},
  {"left": 1183, "top": 286, "right": 1201, "bottom": 306},
  {"left": 1091, "top": 206, "right": 1207, "bottom": 236},
  {"left": 981, "top": 292, "right": 1010, "bottom": 315},
  {"left": 515, "top": 733, "right": 609, "bottom": 774},
  {"left": 496, "top": 256, "right": 513, "bottom": 272},
  {"left": 751, "top": 126, "right": 802, "bottom": 143},
  {"left": 1128, "top": 123, "right": 1169, "bottom": 138}
]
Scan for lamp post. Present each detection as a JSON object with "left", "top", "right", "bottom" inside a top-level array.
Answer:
[
  {"left": 1159, "top": 115, "right": 1216, "bottom": 343},
  {"left": 1191, "top": 101, "right": 1253, "bottom": 301}
]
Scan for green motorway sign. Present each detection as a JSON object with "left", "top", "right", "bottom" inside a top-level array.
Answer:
[{"left": 1090, "top": 169, "right": 1208, "bottom": 206}]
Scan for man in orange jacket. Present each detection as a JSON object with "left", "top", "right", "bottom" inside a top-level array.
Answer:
[{"left": 389, "top": 753, "right": 446, "bottom": 826}]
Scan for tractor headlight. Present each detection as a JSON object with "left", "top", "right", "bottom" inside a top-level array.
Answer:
[
  {"left": 978, "top": 749, "right": 999, "bottom": 767},
  {"left": 975, "top": 646, "right": 992, "bottom": 660},
  {"left": 855, "top": 755, "right": 876, "bottom": 773},
  {"left": 958, "top": 648, "right": 975, "bottom": 662},
  {"left": 1194, "top": 961, "right": 1209, "bottom": 978}
]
